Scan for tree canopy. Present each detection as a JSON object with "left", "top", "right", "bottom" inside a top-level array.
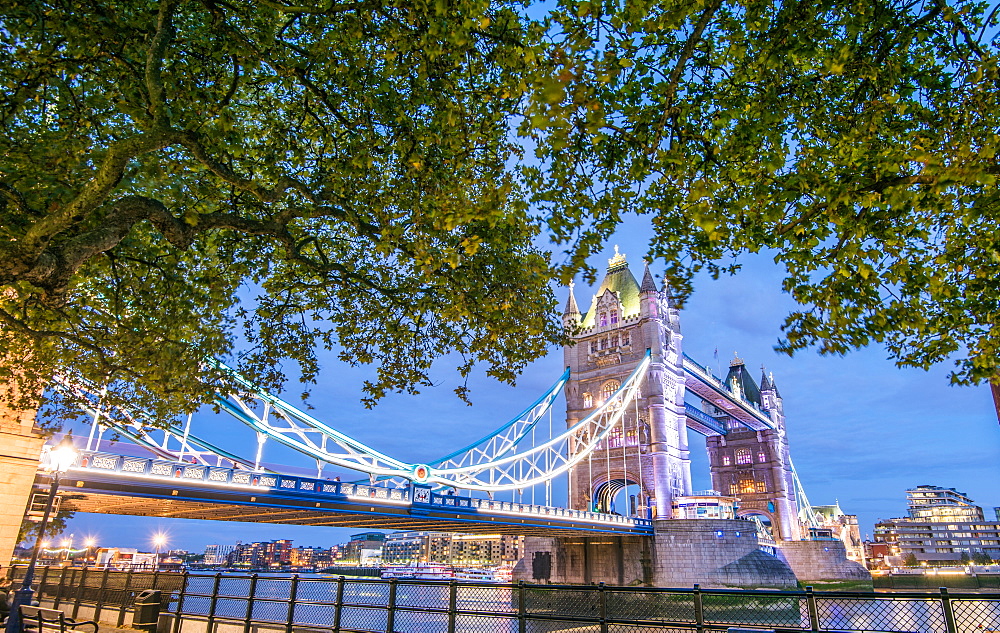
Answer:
[{"left": 2, "top": 0, "right": 999, "bottom": 424}]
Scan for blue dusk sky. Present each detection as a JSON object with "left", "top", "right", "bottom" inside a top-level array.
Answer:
[{"left": 58, "top": 223, "right": 1000, "bottom": 554}]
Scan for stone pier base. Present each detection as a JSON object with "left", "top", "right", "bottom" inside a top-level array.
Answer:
[
  {"left": 778, "top": 540, "right": 873, "bottom": 590},
  {"left": 513, "top": 535, "right": 654, "bottom": 586},
  {"left": 651, "top": 519, "right": 798, "bottom": 589}
]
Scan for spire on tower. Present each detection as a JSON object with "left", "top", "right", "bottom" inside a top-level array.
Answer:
[
  {"left": 639, "top": 261, "right": 657, "bottom": 293},
  {"left": 760, "top": 365, "right": 773, "bottom": 391},
  {"left": 608, "top": 245, "right": 627, "bottom": 270},
  {"left": 563, "top": 281, "right": 580, "bottom": 317}
]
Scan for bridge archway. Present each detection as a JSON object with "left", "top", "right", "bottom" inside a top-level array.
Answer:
[
  {"left": 738, "top": 510, "right": 775, "bottom": 541},
  {"left": 593, "top": 478, "right": 644, "bottom": 517}
]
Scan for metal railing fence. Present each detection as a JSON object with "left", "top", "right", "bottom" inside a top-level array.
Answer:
[{"left": 6, "top": 567, "right": 1000, "bottom": 633}]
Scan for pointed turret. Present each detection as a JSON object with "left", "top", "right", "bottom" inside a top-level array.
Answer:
[
  {"left": 563, "top": 281, "right": 581, "bottom": 327},
  {"left": 639, "top": 261, "right": 657, "bottom": 293},
  {"left": 760, "top": 366, "right": 773, "bottom": 391},
  {"left": 769, "top": 372, "right": 781, "bottom": 399}
]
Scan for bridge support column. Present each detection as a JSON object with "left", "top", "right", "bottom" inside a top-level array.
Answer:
[
  {"left": 513, "top": 536, "right": 654, "bottom": 586},
  {"left": 651, "top": 519, "right": 797, "bottom": 589},
  {"left": 777, "top": 540, "right": 872, "bottom": 590},
  {"left": 0, "top": 398, "right": 45, "bottom": 569}
]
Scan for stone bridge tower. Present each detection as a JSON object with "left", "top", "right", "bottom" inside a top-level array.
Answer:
[
  {"left": 563, "top": 249, "right": 691, "bottom": 519},
  {"left": 705, "top": 359, "right": 802, "bottom": 541}
]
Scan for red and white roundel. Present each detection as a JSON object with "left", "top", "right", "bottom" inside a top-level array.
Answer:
[{"left": 412, "top": 464, "right": 430, "bottom": 482}]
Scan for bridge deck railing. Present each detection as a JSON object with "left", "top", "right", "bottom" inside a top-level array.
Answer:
[{"left": 8, "top": 566, "right": 1000, "bottom": 633}]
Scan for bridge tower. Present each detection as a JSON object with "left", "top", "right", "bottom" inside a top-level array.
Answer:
[
  {"left": 705, "top": 360, "right": 802, "bottom": 541},
  {"left": 563, "top": 249, "right": 691, "bottom": 519}
]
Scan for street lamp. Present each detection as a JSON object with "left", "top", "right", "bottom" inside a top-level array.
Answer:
[
  {"left": 6, "top": 435, "right": 78, "bottom": 633},
  {"left": 83, "top": 538, "right": 96, "bottom": 565},
  {"left": 152, "top": 533, "right": 167, "bottom": 571}
]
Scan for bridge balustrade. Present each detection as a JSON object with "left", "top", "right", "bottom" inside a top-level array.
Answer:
[
  {"left": 71, "top": 450, "right": 655, "bottom": 531},
  {"left": 9, "top": 566, "right": 999, "bottom": 633}
]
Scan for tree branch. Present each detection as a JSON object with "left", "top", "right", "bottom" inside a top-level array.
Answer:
[{"left": 146, "top": 0, "right": 179, "bottom": 123}]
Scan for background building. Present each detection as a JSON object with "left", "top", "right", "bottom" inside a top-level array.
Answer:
[
  {"left": 382, "top": 531, "right": 522, "bottom": 567},
  {"left": 874, "top": 486, "right": 1000, "bottom": 565},
  {"left": 203, "top": 544, "right": 233, "bottom": 566}
]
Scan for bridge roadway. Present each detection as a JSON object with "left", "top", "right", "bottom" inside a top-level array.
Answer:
[{"left": 55, "top": 451, "right": 654, "bottom": 537}]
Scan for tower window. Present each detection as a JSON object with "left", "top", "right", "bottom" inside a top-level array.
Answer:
[
  {"left": 722, "top": 454, "right": 732, "bottom": 466},
  {"left": 610, "top": 310, "right": 619, "bottom": 324},
  {"left": 757, "top": 450, "right": 767, "bottom": 463},
  {"left": 600, "top": 312, "right": 608, "bottom": 326},
  {"left": 583, "top": 392, "right": 593, "bottom": 408},
  {"left": 622, "top": 332, "right": 630, "bottom": 346},
  {"left": 601, "top": 380, "right": 621, "bottom": 403},
  {"left": 736, "top": 449, "right": 752, "bottom": 465},
  {"left": 739, "top": 479, "right": 756, "bottom": 494},
  {"left": 589, "top": 341, "right": 596, "bottom": 354},
  {"left": 756, "top": 480, "right": 768, "bottom": 493},
  {"left": 729, "top": 483, "right": 739, "bottom": 495}
]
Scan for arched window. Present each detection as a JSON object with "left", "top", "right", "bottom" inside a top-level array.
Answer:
[
  {"left": 583, "top": 392, "right": 593, "bottom": 408},
  {"left": 607, "top": 427, "right": 623, "bottom": 449},
  {"left": 610, "top": 310, "right": 619, "bottom": 324},
  {"left": 622, "top": 331, "right": 630, "bottom": 346},
  {"left": 757, "top": 450, "right": 767, "bottom": 463},
  {"left": 601, "top": 380, "right": 620, "bottom": 403},
  {"left": 625, "top": 427, "right": 638, "bottom": 446},
  {"left": 735, "top": 448, "right": 752, "bottom": 465},
  {"left": 600, "top": 312, "right": 608, "bottom": 326},
  {"left": 589, "top": 341, "right": 596, "bottom": 354},
  {"left": 739, "top": 478, "right": 756, "bottom": 494},
  {"left": 611, "top": 334, "right": 619, "bottom": 347},
  {"left": 729, "top": 483, "right": 739, "bottom": 495},
  {"left": 722, "top": 454, "right": 732, "bottom": 466}
]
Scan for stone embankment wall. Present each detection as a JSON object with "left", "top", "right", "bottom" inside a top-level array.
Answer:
[{"left": 514, "top": 519, "right": 872, "bottom": 589}]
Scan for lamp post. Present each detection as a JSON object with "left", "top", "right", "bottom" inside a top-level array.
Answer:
[
  {"left": 152, "top": 533, "right": 167, "bottom": 571},
  {"left": 6, "top": 435, "right": 78, "bottom": 633}
]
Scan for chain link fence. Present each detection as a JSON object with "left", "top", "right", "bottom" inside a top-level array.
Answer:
[{"left": 7, "top": 567, "right": 1000, "bottom": 633}]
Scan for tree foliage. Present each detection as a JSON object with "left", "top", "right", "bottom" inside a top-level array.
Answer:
[
  {"left": 0, "top": 0, "right": 563, "bottom": 420},
  {"left": 534, "top": 0, "right": 1000, "bottom": 385},
  {"left": 3, "top": 0, "right": 1000, "bottom": 426}
]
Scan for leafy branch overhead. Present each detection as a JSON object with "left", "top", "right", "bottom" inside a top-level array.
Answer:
[
  {"left": 0, "top": 0, "right": 561, "bottom": 419},
  {"left": 2, "top": 0, "right": 998, "bottom": 425},
  {"left": 534, "top": 0, "right": 1000, "bottom": 386}
]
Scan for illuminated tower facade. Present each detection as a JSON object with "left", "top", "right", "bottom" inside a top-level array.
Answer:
[
  {"left": 562, "top": 249, "right": 692, "bottom": 519},
  {"left": 705, "top": 361, "right": 802, "bottom": 541}
]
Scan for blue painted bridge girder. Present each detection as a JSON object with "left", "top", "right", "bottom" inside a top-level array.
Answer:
[{"left": 56, "top": 451, "right": 654, "bottom": 537}]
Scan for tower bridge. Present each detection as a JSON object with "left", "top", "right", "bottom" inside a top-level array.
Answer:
[{"left": 27, "top": 249, "right": 869, "bottom": 588}]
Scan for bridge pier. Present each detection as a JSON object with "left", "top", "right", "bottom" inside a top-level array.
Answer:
[{"left": 514, "top": 519, "right": 868, "bottom": 589}]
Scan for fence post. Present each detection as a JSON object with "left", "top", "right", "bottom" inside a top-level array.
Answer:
[
  {"left": 598, "top": 582, "right": 608, "bottom": 633},
  {"left": 284, "top": 574, "right": 300, "bottom": 633},
  {"left": 152, "top": 569, "right": 161, "bottom": 590},
  {"left": 333, "top": 577, "right": 345, "bottom": 633},
  {"left": 385, "top": 578, "right": 397, "bottom": 633},
  {"left": 517, "top": 581, "right": 526, "bottom": 633},
  {"left": 693, "top": 584, "right": 704, "bottom": 633},
  {"left": 940, "top": 587, "right": 958, "bottom": 633},
  {"left": 243, "top": 574, "right": 259, "bottom": 633},
  {"left": 72, "top": 567, "right": 89, "bottom": 619},
  {"left": 206, "top": 573, "right": 223, "bottom": 633},
  {"left": 37, "top": 566, "right": 50, "bottom": 602},
  {"left": 805, "top": 586, "right": 820, "bottom": 631},
  {"left": 447, "top": 580, "right": 458, "bottom": 633},
  {"left": 53, "top": 567, "right": 68, "bottom": 608},
  {"left": 94, "top": 568, "right": 111, "bottom": 621},
  {"left": 170, "top": 571, "right": 190, "bottom": 633},
  {"left": 118, "top": 571, "right": 134, "bottom": 628}
]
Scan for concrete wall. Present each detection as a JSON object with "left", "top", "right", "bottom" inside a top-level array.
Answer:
[
  {"left": 513, "top": 520, "right": 800, "bottom": 589},
  {"left": 0, "top": 393, "right": 45, "bottom": 570},
  {"left": 513, "top": 535, "right": 654, "bottom": 586},
  {"left": 652, "top": 519, "right": 797, "bottom": 589},
  {"left": 779, "top": 539, "right": 872, "bottom": 588}
]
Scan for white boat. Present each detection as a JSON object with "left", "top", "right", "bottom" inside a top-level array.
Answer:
[
  {"left": 381, "top": 562, "right": 453, "bottom": 580},
  {"left": 453, "top": 568, "right": 497, "bottom": 582}
]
